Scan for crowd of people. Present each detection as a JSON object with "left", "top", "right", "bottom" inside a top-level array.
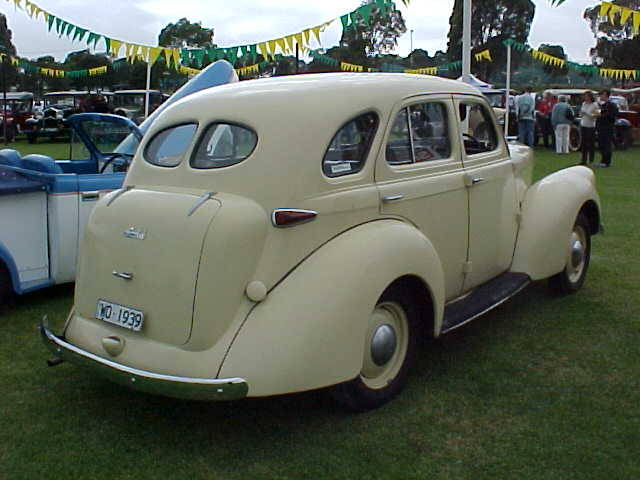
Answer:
[{"left": 515, "top": 88, "right": 620, "bottom": 168}]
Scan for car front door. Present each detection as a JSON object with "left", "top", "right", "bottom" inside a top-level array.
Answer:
[
  {"left": 454, "top": 96, "right": 519, "bottom": 292},
  {"left": 376, "top": 95, "right": 469, "bottom": 301}
]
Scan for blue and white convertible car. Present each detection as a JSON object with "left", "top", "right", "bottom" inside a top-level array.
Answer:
[{"left": 0, "top": 61, "right": 238, "bottom": 305}]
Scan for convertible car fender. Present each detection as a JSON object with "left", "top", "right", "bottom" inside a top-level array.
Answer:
[
  {"left": 511, "top": 166, "right": 601, "bottom": 280},
  {"left": 219, "top": 219, "right": 445, "bottom": 398}
]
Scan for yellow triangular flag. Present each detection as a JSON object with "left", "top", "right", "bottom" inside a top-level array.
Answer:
[
  {"left": 310, "top": 25, "right": 323, "bottom": 45},
  {"left": 302, "top": 29, "right": 311, "bottom": 45},
  {"left": 258, "top": 42, "right": 268, "bottom": 59},
  {"left": 148, "top": 47, "right": 162, "bottom": 65},
  {"left": 621, "top": 7, "right": 633, "bottom": 25},
  {"left": 141, "top": 46, "right": 150, "bottom": 63},
  {"left": 276, "top": 38, "right": 287, "bottom": 54},
  {"left": 600, "top": 2, "right": 612, "bottom": 18},
  {"left": 609, "top": 5, "right": 621, "bottom": 23},
  {"left": 110, "top": 39, "right": 122, "bottom": 57},
  {"left": 285, "top": 35, "right": 295, "bottom": 52},
  {"left": 267, "top": 39, "right": 278, "bottom": 55},
  {"left": 633, "top": 12, "right": 640, "bottom": 35},
  {"left": 171, "top": 49, "right": 180, "bottom": 68},
  {"left": 295, "top": 33, "right": 305, "bottom": 50}
]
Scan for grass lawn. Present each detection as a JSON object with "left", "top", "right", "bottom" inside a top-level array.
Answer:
[{"left": 0, "top": 145, "right": 638, "bottom": 479}]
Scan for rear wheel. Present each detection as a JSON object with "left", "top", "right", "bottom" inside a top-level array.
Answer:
[
  {"left": 549, "top": 213, "right": 591, "bottom": 295},
  {"left": 331, "top": 284, "right": 420, "bottom": 412}
]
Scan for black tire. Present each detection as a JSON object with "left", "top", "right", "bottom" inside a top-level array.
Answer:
[
  {"left": 27, "top": 133, "right": 37, "bottom": 144},
  {"left": 0, "top": 263, "right": 13, "bottom": 307},
  {"left": 549, "top": 212, "right": 591, "bottom": 295},
  {"left": 330, "top": 283, "right": 420, "bottom": 412}
]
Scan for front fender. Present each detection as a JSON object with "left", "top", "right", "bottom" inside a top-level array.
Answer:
[
  {"left": 511, "top": 166, "right": 601, "bottom": 280},
  {"left": 219, "top": 220, "right": 445, "bottom": 397}
]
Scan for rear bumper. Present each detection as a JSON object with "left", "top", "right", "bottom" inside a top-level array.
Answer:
[{"left": 40, "top": 320, "right": 248, "bottom": 402}]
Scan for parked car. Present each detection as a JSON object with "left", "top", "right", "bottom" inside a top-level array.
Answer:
[
  {"left": 0, "top": 92, "right": 35, "bottom": 140},
  {"left": 41, "top": 73, "right": 602, "bottom": 411},
  {"left": 482, "top": 88, "right": 518, "bottom": 136},
  {"left": 113, "top": 90, "right": 168, "bottom": 125},
  {"left": 24, "top": 91, "right": 114, "bottom": 144},
  {"left": 0, "top": 114, "right": 141, "bottom": 305}
]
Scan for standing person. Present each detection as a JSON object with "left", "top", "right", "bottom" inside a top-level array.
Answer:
[
  {"left": 580, "top": 91, "right": 600, "bottom": 165},
  {"left": 596, "top": 88, "right": 618, "bottom": 168},
  {"left": 551, "top": 95, "right": 574, "bottom": 154},
  {"left": 516, "top": 86, "right": 535, "bottom": 147},
  {"left": 537, "top": 92, "right": 557, "bottom": 149}
]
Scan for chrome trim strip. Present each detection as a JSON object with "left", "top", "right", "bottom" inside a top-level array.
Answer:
[
  {"left": 441, "top": 280, "right": 531, "bottom": 335},
  {"left": 271, "top": 208, "right": 318, "bottom": 228},
  {"left": 112, "top": 271, "right": 134, "bottom": 280},
  {"left": 382, "top": 194, "right": 405, "bottom": 203},
  {"left": 187, "top": 191, "right": 216, "bottom": 217},
  {"left": 106, "top": 185, "right": 134, "bottom": 207}
]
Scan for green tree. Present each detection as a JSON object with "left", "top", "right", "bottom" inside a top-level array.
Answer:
[
  {"left": 338, "top": 0, "right": 407, "bottom": 66},
  {"left": 158, "top": 18, "right": 215, "bottom": 49},
  {"left": 0, "top": 13, "right": 18, "bottom": 90},
  {"left": 538, "top": 43, "right": 568, "bottom": 79},
  {"left": 446, "top": 0, "right": 535, "bottom": 81}
]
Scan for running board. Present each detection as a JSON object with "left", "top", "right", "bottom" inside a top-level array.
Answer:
[{"left": 441, "top": 273, "right": 530, "bottom": 335}]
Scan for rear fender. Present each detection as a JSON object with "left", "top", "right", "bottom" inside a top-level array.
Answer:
[
  {"left": 0, "top": 241, "right": 19, "bottom": 294},
  {"left": 219, "top": 220, "right": 444, "bottom": 397},
  {"left": 511, "top": 166, "right": 601, "bottom": 280}
]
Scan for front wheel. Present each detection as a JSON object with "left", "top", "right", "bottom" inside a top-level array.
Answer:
[
  {"left": 330, "top": 284, "right": 420, "bottom": 412},
  {"left": 549, "top": 213, "right": 591, "bottom": 295}
]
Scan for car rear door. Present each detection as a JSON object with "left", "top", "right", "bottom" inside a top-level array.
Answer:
[
  {"left": 454, "top": 95, "right": 519, "bottom": 293},
  {"left": 376, "top": 95, "right": 469, "bottom": 301}
]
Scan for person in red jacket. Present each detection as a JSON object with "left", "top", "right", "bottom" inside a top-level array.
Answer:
[{"left": 537, "top": 92, "right": 557, "bottom": 149}]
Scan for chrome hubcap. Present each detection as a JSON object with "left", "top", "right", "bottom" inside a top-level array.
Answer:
[
  {"left": 566, "top": 226, "right": 587, "bottom": 284},
  {"left": 361, "top": 301, "right": 409, "bottom": 390},
  {"left": 371, "top": 324, "right": 397, "bottom": 367}
]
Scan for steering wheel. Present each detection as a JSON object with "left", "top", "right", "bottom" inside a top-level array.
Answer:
[
  {"left": 100, "top": 153, "right": 132, "bottom": 174},
  {"left": 462, "top": 132, "right": 482, "bottom": 147}
]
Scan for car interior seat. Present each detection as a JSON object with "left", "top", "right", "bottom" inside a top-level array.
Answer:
[
  {"left": 20, "top": 154, "right": 63, "bottom": 174},
  {"left": 0, "top": 149, "right": 22, "bottom": 167}
]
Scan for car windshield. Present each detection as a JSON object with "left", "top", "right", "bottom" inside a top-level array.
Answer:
[
  {"left": 71, "top": 118, "right": 139, "bottom": 159},
  {"left": 114, "top": 94, "right": 146, "bottom": 108},
  {"left": 45, "top": 95, "right": 77, "bottom": 108},
  {"left": 0, "top": 99, "right": 30, "bottom": 113},
  {"left": 484, "top": 93, "right": 503, "bottom": 108}
]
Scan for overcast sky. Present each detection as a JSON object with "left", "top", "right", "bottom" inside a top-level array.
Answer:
[{"left": 1, "top": 0, "right": 598, "bottom": 63}]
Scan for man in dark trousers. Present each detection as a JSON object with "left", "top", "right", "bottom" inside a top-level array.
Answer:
[{"left": 596, "top": 89, "right": 618, "bottom": 168}]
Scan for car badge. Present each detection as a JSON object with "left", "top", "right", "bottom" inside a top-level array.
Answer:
[{"left": 123, "top": 226, "right": 146, "bottom": 240}]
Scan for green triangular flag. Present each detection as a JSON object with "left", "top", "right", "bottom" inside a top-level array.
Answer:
[
  {"left": 103, "top": 37, "right": 111, "bottom": 53},
  {"left": 75, "top": 28, "right": 88, "bottom": 42},
  {"left": 58, "top": 21, "right": 68, "bottom": 37},
  {"left": 340, "top": 14, "right": 349, "bottom": 30},
  {"left": 240, "top": 45, "right": 248, "bottom": 58},
  {"left": 350, "top": 12, "right": 359, "bottom": 27},
  {"left": 47, "top": 15, "right": 55, "bottom": 32},
  {"left": 55, "top": 17, "right": 63, "bottom": 34},
  {"left": 86, "top": 32, "right": 101, "bottom": 47},
  {"left": 359, "top": 4, "right": 372, "bottom": 25},
  {"left": 249, "top": 44, "right": 257, "bottom": 62},
  {"left": 180, "top": 49, "right": 190, "bottom": 64},
  {"left": 226, "top": 46, "right": 238, "bottom": 65},
  {"left": 193, "top": 49, "right": 204, "bottom": 67},
  {"left": 65, "top": 23, "right": 74, "bottom": 37}
]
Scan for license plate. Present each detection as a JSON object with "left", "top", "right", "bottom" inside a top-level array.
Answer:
[{"left": 96, "top": 300, "right": 144, "bottom": 331}]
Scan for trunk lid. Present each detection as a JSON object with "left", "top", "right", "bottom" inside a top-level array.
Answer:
[{"left": 75, "top": 187, "right": 221, "bottom": 345}]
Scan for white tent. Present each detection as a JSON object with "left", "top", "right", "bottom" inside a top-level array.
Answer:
[{"left": 457, "top": 74, "right": 493, "bottom": 89}]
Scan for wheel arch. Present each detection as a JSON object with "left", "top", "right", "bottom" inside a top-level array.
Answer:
[
  {"left": 579, "top": 199, "right": 601, "bottom": 235},
  {"left": 218, "top": 219, "right": 445, "bottom": 397},
  {"left": 389, "top": 274, "right": 436, "bottom": 339},
  {"left": 0, "top": 241, "right": 19, "bottom": 294}
]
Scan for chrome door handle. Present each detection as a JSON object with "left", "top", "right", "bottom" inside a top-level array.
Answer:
[
  {"left": 112, "top": 271, "right": 133, "bottom": 280},
  {"left": 471, "top": 177, "right": 485, "bottom": 185},
  {"left": 81, "top": 191, "right": 100, "bottom": 202},
  {"left": 382, "top": 194, "right": 405, "bottom": 203}
]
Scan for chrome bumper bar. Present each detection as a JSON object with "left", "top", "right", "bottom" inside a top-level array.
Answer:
[{"left": 40, "top": 319, "right": 248, "bottom": 402}]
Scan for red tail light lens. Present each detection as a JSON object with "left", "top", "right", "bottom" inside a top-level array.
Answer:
[{"left": 272, "top": 209, "right": 317, "bottom": 228}]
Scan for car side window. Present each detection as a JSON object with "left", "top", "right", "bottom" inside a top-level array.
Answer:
[
  {"left": 386, "top": 102, "right": 452, "bottom": 165},
  {"left": 145, "top": 123, "right": 198, "bottom": 168},
  {"left": 459, "top": 102, "right": 499, "bottom": 155},
  {"left": 323, "top": 112, "right": 378, "bottom": 178},
  {"left": 191, "top": 123, "right": 258, "bottom": 169}
]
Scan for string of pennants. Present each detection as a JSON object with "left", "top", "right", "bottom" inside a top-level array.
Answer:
[
  {"left": 309, "top": 49, "right": 491, "bottom": 75},
  {"left": 181, "top": 0, "right": 406, "bottom": 67},
  {"left": 7, "top": 0, "right": 409, "bottom": 69},
  {"left": 598, "top": 2, "right": 640, "bottom": 36},
  {"left": 0, "top": 52, "right": 110, "bottom": 77},
  {"left": 503, "top": 39, "right": 639, "bottom": 80}
]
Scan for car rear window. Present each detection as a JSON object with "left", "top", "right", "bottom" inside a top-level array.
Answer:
[
  {"left": 191, "top": 123, "right": 258, "bottom": 169},
  {"left": 144, "top": 123, "right": 198, "bottom": 167},
  {"left": 323, "top": 112, "right": 379, "bottom": 178}
]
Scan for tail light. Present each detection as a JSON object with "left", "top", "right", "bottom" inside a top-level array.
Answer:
[{"left": 272, "top": 209, "right": 317, "bottom": 228}]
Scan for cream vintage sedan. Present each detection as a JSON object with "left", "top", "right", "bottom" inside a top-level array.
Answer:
[{"left": 41, "top": 73, "right": 602, "bottom": 411}]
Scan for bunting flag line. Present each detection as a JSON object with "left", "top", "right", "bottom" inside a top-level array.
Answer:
[
  {"left": 405, "top": 66, "right": 438, "bottom": 75},
  {"left": 5, "top": 0, "right": 182, "bottom": 68},
  {"left": 599, "top": 2, "right": 640, "bottom": 36},
  {"left": 0, "top": 52, "right": 112, "bottom": 77},
  {"left": 181, "top": 0, "right": 402, "bottom": 66},
  {"left": 502, "top": 39, "right": 640, "bottom": 81}
]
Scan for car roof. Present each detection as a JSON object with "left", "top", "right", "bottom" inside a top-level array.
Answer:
[
  {"left": 1, "top": 92, "right": 33, "bottom": 100},
  {"left": 115, "top": 90, "right": 162, "bottom": 94},
  {"left": 544, "top": 89, "right": 595, "bottom": 96}
]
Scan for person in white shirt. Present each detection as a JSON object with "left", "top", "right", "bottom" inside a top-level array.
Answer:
[{"left": 580, "top": 91, "right": 600, "bottom": 165}]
